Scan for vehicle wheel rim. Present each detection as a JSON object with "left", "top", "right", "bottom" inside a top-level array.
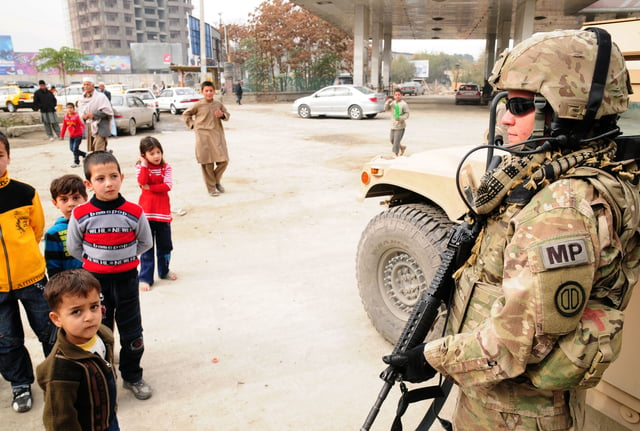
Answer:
[
  {"left": 170, "top": 105, "right": 177, "bottom": 115},
  {"left": 378, "top": 250, "right": 427, "bottom": 320},
  {"left": 299, "top": 105, "right": 309, "bottom": 118},
  {"left": 350, "top": 106, "right": 362, "bottom": 119},
  {"left": 129, "top": 119, "right": 136, "bottom": 135}
]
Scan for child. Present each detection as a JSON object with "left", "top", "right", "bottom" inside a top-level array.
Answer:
[
  {"left": 37, "top": 269, "right": 119, "bottom": 431},
  {"left": 67, "top": 151, "right": 154, "bottom": 400},
  {"left": 182, "top": 80, "right": 230, "bottom": 196},
  {"left": 136, "top": 136, "right": 177, "bottom": 291},
  {"left": 44, "top": 174, "right": 87, "bottom": 278},
  {"left": 0, "top": 131, "right": 55, "bottom": 413},
  {"left": 384, "top": 89, "right": 410, "bottom": 157},
  {"left": 60, "top": 102, "right": 87, "bottom": 168}
]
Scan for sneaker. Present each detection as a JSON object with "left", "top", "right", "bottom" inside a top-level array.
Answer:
[
  {"left": 48, "top": 137, "right": 54, "bottom": 142},
  {"left": 209, "top": 189, "right": 220, "bottom": 197},
  {"left": 12, "top": 386, "right": 32, "bottom": 413},
  {"left": 123, "top": 379, "right": 152, "bottom": 400},
  {"left": 70, "top": 163, "right": 80, "bottom": 168},
  {"left": 216, "top": 183, "right": 225, "bottom": 193}
]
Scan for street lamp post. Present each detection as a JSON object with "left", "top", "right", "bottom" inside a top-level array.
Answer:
[{"left": 199, "top": 0, "right": 206, "bottom": 81}]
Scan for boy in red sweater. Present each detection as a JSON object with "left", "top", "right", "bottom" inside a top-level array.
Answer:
[{"left": 60, "top": 103, "right": 86, "bottom": 168}]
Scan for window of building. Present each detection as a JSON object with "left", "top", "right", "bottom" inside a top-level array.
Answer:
[
  {"left": 108, "top": 40, "right": 121, "bottom": 49},
  {"left": 106, "top": 12, "right": 117, "bottom": 21},
  {"left": 107, "top": 26, "right": 119, "bottom": 35},
  {"left": 95, "top": 40, "right": 103, "bottom": 49},
  {"left": 144, "top": 7, "right": 155, "bottom": 15},
  {"left": 125, "top": 14, "right": 132, "bottom": 23},
  {"left": 145, "top": 20, "right": 157, "bottom": 27}
]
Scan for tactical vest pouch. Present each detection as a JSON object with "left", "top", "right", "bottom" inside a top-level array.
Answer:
[{"left": 526, "top": 302, "right": 624, "bottom": 390}]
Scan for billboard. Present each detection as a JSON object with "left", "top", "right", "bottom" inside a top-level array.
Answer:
[
  {"left": 411, "top": 60, "right": 429, "bottom": 78},
  {"left": 0, "top": 35, "right": 16, "bottom": 75},
  {"left": 85, "top": 55, "right": 131, "bottom": 73}
]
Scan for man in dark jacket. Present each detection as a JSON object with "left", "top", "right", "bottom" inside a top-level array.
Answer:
[
  {"left": 33, "top": 80, "right": 60, "bottom": 141},
  {"left": 234, "top": 79, "right": 243, "bottom": 105}
]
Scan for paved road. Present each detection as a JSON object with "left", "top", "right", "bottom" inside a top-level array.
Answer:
[{"left": 4, "top": 97, "right": 491, "bottom": 430}]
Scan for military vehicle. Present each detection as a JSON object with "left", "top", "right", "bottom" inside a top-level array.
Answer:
[{"left": 357, "top": 19, "right": 640, "bottom": 430}]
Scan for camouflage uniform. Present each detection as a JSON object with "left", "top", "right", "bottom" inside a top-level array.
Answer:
[{"left": 422, "top": 30, "right": 640, "bottom": 431}]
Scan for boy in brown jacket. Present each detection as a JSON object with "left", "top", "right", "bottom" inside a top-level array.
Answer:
[{"left": 37, "top": 269, "right": 119, "bottom": 431}]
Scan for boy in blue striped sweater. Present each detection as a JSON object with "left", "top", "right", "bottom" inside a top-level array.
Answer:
[{"left": 44, "top": 175, "right": 87, "bottom": 277}]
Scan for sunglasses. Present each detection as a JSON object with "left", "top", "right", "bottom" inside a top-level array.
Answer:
[{"left": 505, "top": 97, "right": 535, "bottom": 116}]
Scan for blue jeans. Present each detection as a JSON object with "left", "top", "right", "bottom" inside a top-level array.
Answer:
[
  {"left": 0, "top": 278, "right": 55, "bottom": 388},
  {"left": 139, "top": 221, "right": 173, "bottom": 286},
  {"left": 96, "top": 272, "right": 145, "bottom": 383},
  {"left": 69, "top": 136, "right": 86, "bottom": 164}
]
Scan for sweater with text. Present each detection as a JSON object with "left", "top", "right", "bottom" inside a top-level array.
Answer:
[{"left": 67, "top": 194, "right": 152, "bottom": 274}]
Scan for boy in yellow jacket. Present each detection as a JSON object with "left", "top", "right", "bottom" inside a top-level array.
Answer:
[{"left": 0, "top": 131, "right": 55, "bottom": 413}]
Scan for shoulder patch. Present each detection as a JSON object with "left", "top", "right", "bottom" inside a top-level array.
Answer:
[
  {"left": 540, "top": 238, "right": 589, "bottom": 269},
  {"left": 555, "top": 282, "right": 586, "bottom": 317}
]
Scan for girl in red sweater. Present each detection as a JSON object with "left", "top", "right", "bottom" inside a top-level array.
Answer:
[{"left": 136, "top": 136, "right": 177, "bottom": 291}]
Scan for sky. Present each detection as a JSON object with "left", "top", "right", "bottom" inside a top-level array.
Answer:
[{"left": 1, "top": 0, "right": 485, "bottom": 57}]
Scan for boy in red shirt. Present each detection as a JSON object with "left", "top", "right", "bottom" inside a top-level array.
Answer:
[{"left": 60, "top": 103, "right": 86, "bottom": 168}]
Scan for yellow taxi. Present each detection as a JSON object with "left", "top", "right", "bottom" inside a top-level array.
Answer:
[{"left": 0, "top": 83, "right": 37, "bottom": 112}]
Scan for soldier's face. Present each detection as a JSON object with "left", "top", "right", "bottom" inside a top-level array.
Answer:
[{"left": 502, "top": 89, "right": 535, "bottom": 147}]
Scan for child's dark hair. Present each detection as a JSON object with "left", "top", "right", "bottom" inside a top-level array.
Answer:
[
  {"left": 44, "top": 269, "right": 101, "bottom": 312},
  {"left": 0, "top": 131, "right": 9, "bottom": 157},
  {"left": 201, "top": 80, "right": 215, "bottom": 90},
  {"left": 50, "top": 174, "right": 87, "bottom": 200},
  {"left": 66, "top": 102, "right": 75, "bottom": 109},
  {"left": 83, "top": 151, "right": 121, "bottom": 180},
  {"left": 139, "top": 136, "right": 164, "bottom": 164}
]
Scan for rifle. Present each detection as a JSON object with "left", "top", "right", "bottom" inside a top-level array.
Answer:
[{"left": 360, "top": 218, "right": 481, "bottom": 431}]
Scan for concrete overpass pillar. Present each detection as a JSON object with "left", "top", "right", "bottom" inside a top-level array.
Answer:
[
  {"left": 353, "top": 4, "right": 369, "bottom": 87},
  {"left": 371, "top": 19, "right": 382, "bottom": 90},
  {"left": 382, "top": 30, "right": 391, "bottom": 92},
  {"left": 497, "top": 0, "right": 513, "bottom": 54},
  {"left": 514, "top": 0, "right": 535, "bottom": 44},
  {"left": 485, "top": 34, "right": 497, "bottom": 77}
]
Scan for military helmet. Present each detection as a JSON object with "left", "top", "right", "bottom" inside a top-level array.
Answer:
[{"left": 489, "top": 29, "right": 630, "bottom": 120}]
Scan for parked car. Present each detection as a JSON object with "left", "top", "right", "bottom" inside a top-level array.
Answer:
[
  {"left": 105, "top": 84, "right": 128, "bottom": 95},
  {"left": 455, "top": 83, "right": 482, "bottom": 105},
  {"left": 156, "top": 87, "right": 202, "bottom": 115},
  {"left": 397, "top": 81, "right": 425, "bottom": 96},
  {"left": 110, "top": 94, "right": 155, "bottom": 135},
  {"left": 333, "top": 74, "right": 353, "bottom": 85},
  {"left": 56, "top": 84, "right": 85, "bottom": 108},
  {"left": 0, "top": 83, "right": 37, "bottom": 112},
  {"left": 292, "top": 85, "right": 385, "bottom": 120},
  {"left": 125, "top": 88, "right": 160, "bottom": 121}
]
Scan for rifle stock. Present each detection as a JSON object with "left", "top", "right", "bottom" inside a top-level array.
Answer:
[{"left": 360, "top": 220, "right": 479, "bottom": 431}]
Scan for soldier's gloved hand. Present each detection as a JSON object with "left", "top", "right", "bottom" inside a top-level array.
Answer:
[{"left": 382, "top": 343, "right": 436, "bottom": 383}]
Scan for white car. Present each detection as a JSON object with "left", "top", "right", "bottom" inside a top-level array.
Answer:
[
  {"left": 56, "top": 84, "right": 85, "bottom": 108},
  {"left": 291, "top": 85, "right": 385, "bottom": 120},
  {"left": 125, "top": 88, "right": 160, "bottom": 121},
  {"left": 156, "top": 87, "right": 202, "bottom": 115}
]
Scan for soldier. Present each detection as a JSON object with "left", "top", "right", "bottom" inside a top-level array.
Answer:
[{"left": 384, "top": 29, "right": 639, "bottom": 430}]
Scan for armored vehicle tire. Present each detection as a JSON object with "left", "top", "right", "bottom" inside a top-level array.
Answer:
[{"left": 356, "top": 203, "right": 454, "bottom": 344}]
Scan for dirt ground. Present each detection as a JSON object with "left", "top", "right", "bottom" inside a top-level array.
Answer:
[{"left": 2, "top": 97, "right": 493, "bottom": 430}]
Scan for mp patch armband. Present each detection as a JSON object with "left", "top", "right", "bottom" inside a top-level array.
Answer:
[
  {"left": 528, "top": 236, "right": 595, "bottom": 335},
  {"left": 540, "top": 238, "right": 589, "bottom": 269}
]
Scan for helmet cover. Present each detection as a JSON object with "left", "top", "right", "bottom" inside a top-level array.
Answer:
[{"left": 489, "top": 30, "right": 629, "bottom": 120}]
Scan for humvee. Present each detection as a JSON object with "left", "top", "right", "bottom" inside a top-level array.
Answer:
[{"left": 356, "top": 99, "right": 640, "bottom": 429}]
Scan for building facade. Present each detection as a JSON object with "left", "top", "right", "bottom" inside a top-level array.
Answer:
[{"left": 67, "top": 0, "right": 193, "bottom": 62}]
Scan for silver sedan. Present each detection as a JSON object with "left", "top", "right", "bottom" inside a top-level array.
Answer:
[
  {"left": 292, "top": 85, "right": 386, "bottom": 120},
  {"left": 110, "top": 94, "right": 156, "bottom": 135}
]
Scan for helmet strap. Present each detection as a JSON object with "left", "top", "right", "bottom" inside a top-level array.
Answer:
[{"left": 573, "top": 27, "right": 612, "bottom": 142}]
